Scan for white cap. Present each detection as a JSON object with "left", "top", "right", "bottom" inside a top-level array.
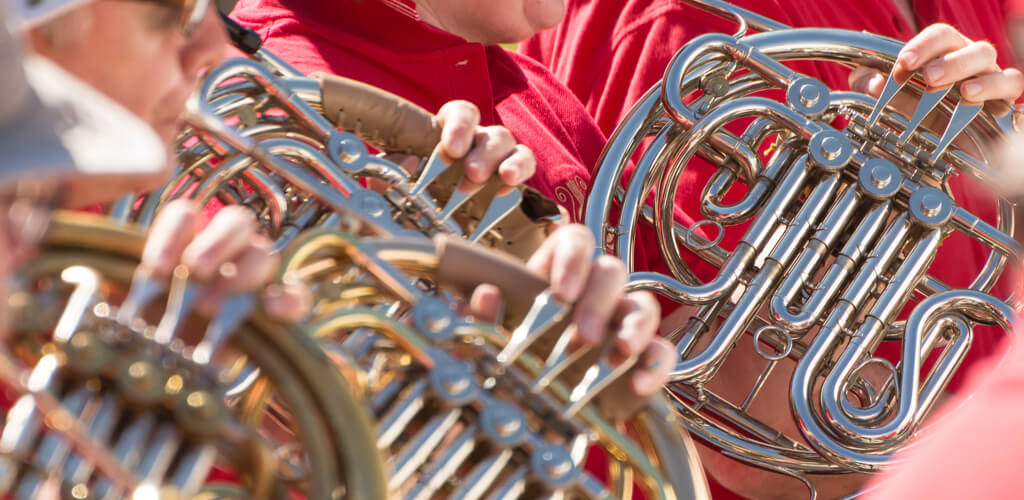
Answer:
[{"left": 5, "top": 0, "right": 96, "bottom": 30}]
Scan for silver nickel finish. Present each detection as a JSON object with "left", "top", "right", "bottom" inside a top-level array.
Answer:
[{"left": 586, "top": 0, "right": 1020, "bottom": 491}]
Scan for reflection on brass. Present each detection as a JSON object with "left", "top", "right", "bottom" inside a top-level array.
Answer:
[{"left": 0, "top": 213, "right": 385, "bottom": 500}]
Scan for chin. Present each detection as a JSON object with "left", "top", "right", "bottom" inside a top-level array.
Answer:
[{"left": 529, "top": 0, "right": 566, "bottom": 31}]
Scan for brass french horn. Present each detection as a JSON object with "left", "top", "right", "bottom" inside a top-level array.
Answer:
[{"left": 1, "top": 212, "right": 387, "bottom": 499}]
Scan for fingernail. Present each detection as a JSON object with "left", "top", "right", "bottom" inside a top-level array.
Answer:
[
  {"left": 217, "top": 262, "right": 238, "bottom": 280},
  {"left": 617, "top": 325, "right": 642, "bottom": 354},
  {"left": 264, "top": 283, "right": 283, "bottom": 299},
  {"left": 924, "top": 63, "right": 944, "bottom": 84},
  {"left": 448, "top": 134, "right": 469, "bottom": 157},
  {"left": 963, "top": 82, "right": 981, "bottom": 98},
  {"left": 556, "top": 272, "right": 581, "bottom": 301},
  {"left": 281, "top": 271, "right": 302, "bottom": 286},
  {"left": 901, "top": 50, "right": 917, "bottom": 68},
  {"left": 577, "top": 315, "right": 604, "bottom": 344},
  {"left": 497, "top": 164, "right": 516, "bottom": 184}
]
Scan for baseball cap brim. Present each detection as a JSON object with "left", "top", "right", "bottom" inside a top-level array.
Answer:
[{"left": 6, "top": 57, "right": 169, "bottom": 181}]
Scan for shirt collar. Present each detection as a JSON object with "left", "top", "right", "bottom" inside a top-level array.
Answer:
[{"left": 486, "top": 45, "right": 528, "bottom": 103}]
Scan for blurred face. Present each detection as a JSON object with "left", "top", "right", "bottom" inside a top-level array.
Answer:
[
  {"left": 415, "top": 0, "right": 566, "bottom": 44},
  {"left": 26, "top": 0, "right": 227, "bottom": 204},
  {"left": 31, "top": 1, "right": 227, "bottom": 144}
]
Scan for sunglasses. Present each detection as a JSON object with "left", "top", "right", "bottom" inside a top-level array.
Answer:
[{"left": 134, "top": 0, "right": 212, "bottom": 37}]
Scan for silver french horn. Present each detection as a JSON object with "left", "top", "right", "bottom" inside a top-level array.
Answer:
[{"left": 586, "top": 0, "right": 1021, "bottom": 492}]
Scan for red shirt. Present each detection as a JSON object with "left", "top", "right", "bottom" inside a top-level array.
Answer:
[
  {"left": 231, "top": 0, "right": 601, "bottom": 223},
  {"left": 521, "top": 0, "right": 1019, "bottom": 390},
  {"left": 1009, "top": 0, "right": 1024, "bottom": 20}
]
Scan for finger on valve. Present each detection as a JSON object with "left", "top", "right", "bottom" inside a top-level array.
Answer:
[
  {"left": 597, "top": 337, "right": 675, "bottom": 420},
  {"left": 193, "top": 236, "right": 279, "bottom": 315},
  {"left": 525, "top": 224, "right": 596, "bottom": 302},
  {"left": 572, "top": 255, "right": 628, "bottom": 346},
  {"left": 497, "top": 143, "right": 536, "bottom": 187},
  {"left": 180, "top": 206, "right": 257, "bottom": 280},
  {"left": 140, "top": 200, "right": 201, "bottom": 277},
  {"left": 436, "top": 100, "right": 481, "bottom": 161}
]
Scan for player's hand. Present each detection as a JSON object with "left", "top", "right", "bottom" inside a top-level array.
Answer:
[
  {"left": 435, "top": 100, "right": 536, "bottom": 186},
  {"left": 850, "top": 23, "right": 1024, "bottom": 109},
  {"left": 141, "top": 199, "right": 311, "bottom": 321},
  {"left": 469, "top": 224, "right": 674, "bottom": 403},
  {"left": 388, "top": 100, "right": 536, "bottom": 189}
]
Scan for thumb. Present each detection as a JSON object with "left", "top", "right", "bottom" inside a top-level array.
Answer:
[
  {"left": 849, "top": 66, "right": 886, "bottom": 96},
  {"left": 141, "top": 199, "right": 200, "bottom": 277}
]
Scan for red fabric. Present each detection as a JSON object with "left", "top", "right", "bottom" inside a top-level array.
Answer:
[
  {"left": 865, "top": 336, "right": 1018, "bottom": 499},
  {"left": 522, "top": 0, "right": 1017, "bottom": 135},
  {"left": 521, "top": 0, "right": 1020, "bottom": 390},
  {"left": 231, "top": 0, "right": 601, "bottom": 223}
]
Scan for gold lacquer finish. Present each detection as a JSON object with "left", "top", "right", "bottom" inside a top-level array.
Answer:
[
  {"left": 271, "top": 228, "right": 708, "bottom": 499},
  {"left": 1, "top": 212, "right": 386, "bottom": 500}
]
